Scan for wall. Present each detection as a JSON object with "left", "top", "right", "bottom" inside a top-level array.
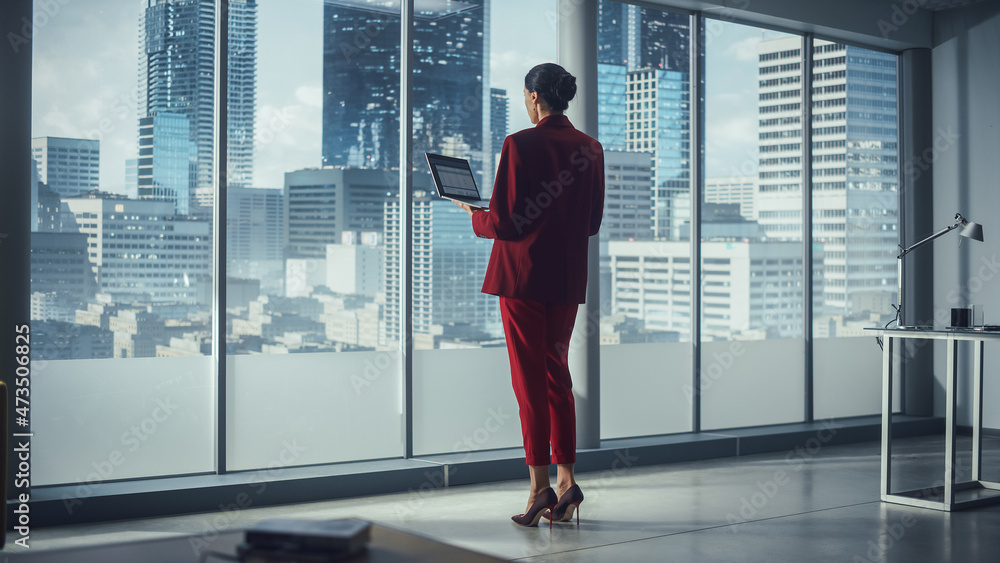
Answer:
[{"left": 932, "top": 2, "right": 1000, "bottom": 427}]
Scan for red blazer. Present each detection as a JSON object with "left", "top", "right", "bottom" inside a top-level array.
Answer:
[{"left": 472, "top": 115, "right": 605, "bottom": 304}]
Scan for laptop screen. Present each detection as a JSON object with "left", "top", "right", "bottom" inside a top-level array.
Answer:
[{"left": 425, "top": 153, "right": 481, "bottom": 201}]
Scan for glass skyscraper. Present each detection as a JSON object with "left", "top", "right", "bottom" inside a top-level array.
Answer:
[
  {"left": 322, "top": 0, "right": 488, "bottom": 179},
  {"left": 597, "top": 0, "right": 690, "bottom": 240},
  {"left": 137, "top": 112, "right": 195, "bottom": 215},
  {"left": 139, "top": 0, "right": 258, "bottom": 197}
]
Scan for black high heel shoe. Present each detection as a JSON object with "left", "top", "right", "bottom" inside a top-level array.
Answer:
[
  {"left": 511, "top": 487, "right": 558, "bottom": 528},
  {"left": 543, "top": 484, "right": 584, "bottom": 524}
]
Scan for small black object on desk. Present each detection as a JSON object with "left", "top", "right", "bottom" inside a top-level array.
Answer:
[{"left": 235, "top": 518, "right": 371, "bottom": 562}]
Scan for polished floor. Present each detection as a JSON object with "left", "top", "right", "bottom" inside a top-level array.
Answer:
[{"left": 7, "top": 434, "right": 1000, "bottom": 562}]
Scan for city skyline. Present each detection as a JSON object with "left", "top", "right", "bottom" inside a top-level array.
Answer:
[
  {"left": 31, "top": 0, "right": 761, "bottom": 194},
  {"left": 28, "top": 0, "right": 901, "bottom": 359}
]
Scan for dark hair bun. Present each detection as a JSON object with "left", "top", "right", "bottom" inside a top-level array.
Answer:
[
  {"left": 553, "top": 73, "right": 577, "bottom": 106},
  {"left": 524, "top": 63, "right": 577, "bottom": 112}
]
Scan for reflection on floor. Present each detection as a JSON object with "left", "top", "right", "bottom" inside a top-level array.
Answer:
[{"left": 8, "top": 435, "right": 1000, "bottom": 562}]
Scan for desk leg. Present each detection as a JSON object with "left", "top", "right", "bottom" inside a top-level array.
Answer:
[
  {"left": 945, "top": 339, "right": 958, "bottom": 508},
  {"left": 973, "top": 340, "right": 984, "bottom": 482},
  {"left": 881, "top": 336, "right": 893, "bottom": 499}
]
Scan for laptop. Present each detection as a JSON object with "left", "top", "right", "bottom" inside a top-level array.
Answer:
[{"left": 424, "top": 152, "right": 490, "bottom": 209}]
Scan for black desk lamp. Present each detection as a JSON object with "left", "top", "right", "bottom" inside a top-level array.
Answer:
[{"left": 895, "top": 213, "right": 984, "bottom": 328}]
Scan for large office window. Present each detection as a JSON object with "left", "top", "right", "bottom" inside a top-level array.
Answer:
[
  {"left": 811, "top": 40, "right": 899, "bottom": 419},
  {"left": 412, "top": 0, "right": 555, "bottom": 456},
  {"left": 22, "top": 0, "right": 906, "bottom": 491},
  {"left": 596, "top": 1, "right": 694, "bottom": 439},
  {"left": 225, "top": 0, "right": 403, "bottom": 470},
  {"left": 702, "top": 22, "right": 806, "bottom": 429},
  {"left": 29, "top": 0, "right": 215, "bottom": 485}
]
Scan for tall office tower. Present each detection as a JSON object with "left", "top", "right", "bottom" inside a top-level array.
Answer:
[
  {"left": 284, "top": 167, "right": 427, "bottom": 259},
  {"left": 598, "top": 2, "right": 691, "bottom": 240},
  {"left": 626, "top": 67, "right": 691, "bottom": 240},
  {"left": 602, "top": 150, "right": 654, "bottom": 241},
  {"left": 598, "top": 0, "right": 629, "bottom": 65},
  {"left": 598, "top": 63, "right": 628, "bottom": 151},
  {"left": 608, "top": 240, "right": 823, "bottom": 340},
  {"left": 137, "top": 112, "right": 195, "bottom": 214},
  {"left": 634, "top": 7, "right": 689, "bottom": 73},
  {"left": 597, "top": 2, "right": 635, "bottom": 151},
  {"left": 227, "top": 186, "right": 285, "bottom": 265},
  {"left": 598, "top": 2, "right": 688, "bottom": 73},
  {"left": 383, "top": 195, "right": 497, "bottom": 347},
  {"left": 30, "top": 137, "right": 100, "bottom": 198},
  {"left": 705, "top": 176, "right": 757, "bottom": 220},
  {"left": 489, "top": 88, "right": 508, "bottom": 180},
  {"left": 322, "top": 0, "right": 488, "bottom": 179},
  {"left": 139, "top": 0, "right": 257, "bottom": 199},
  {"left": 30, "top": 232, "right": 97, "bottom": 312},
  {"left": 62, "top": 192, "right": 212, "bottom": 303},
  {"left": 227, "top": 0, "right": 257, "bottom": 188},
  {"left": 756, "top": 37, "right": 898, "bottom": 315}
]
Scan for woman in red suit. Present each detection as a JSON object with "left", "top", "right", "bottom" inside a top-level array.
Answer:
[{"left": 456, "top": 63, "right": 604, "bottom": 527}]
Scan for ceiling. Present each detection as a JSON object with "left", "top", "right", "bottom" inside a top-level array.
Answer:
[{"left": 917, "top": 0, "right": 993, "bottom": 11}]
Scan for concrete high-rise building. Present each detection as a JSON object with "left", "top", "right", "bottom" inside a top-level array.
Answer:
[
  {"left": 626, "top": 67, "right": 691, "bottom": 240},
  {"left": 227, "top": 186, "right": 284, "bottom": 264},
  {"left": 602, "top": 150, "right": 654, "bottom": 241},
  {"left": 705, "top": 176, "right": 757, "bottom": 220},
  {"left": 608, "top": 240, "right": 823, "bottom": 340},
  {"left": 30, "top": 137, "right": 100, "bottom": 198},
  {"left": 139, "top": 0, "right": 257, "bottom": 199},
  {"left": 322, "top": 0, "right": 488, "bottom": 181},
  {"left": 125, "top": 158, "right": 139, "bottom": 199},
  {"left": 383, "top": 194, "right": 497, "bottom": 347},
  {"left": 31, "top": 167, "right": 68, "bottom": 233},
  {"left": 137, "top": 111, "right": 195, "bottom": 214},
  {"left": 29, "top": 232, "right": 96, "bottom": 306},
  {"left": 62, "top": 192, "right": 212, "bottom": 303},
  {"left": 326, "top": 232, "right": 383, "bottom": 298},
  {"left": 30, "top": 321, "right": 113, "bottom": 361},
  {"left": 756, "top": 37, "right": 898, "bottom": 315},
  {"left": 284, "top": 167, "right": 423, "bottom": 259}
]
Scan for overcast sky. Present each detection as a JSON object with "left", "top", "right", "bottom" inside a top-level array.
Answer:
[{"left": 30, "top": 0, "right": 768, "bottom": 193}]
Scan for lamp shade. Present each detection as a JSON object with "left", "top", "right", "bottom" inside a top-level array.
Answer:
[{"left": 960, "top": 221, "right": 984, "bottom": 242}]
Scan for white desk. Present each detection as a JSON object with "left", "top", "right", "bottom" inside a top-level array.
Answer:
[{"left": 870, "top": 327, "right": 1000, "bottom": 511}]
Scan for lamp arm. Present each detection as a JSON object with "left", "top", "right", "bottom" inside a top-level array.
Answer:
[{"left": 897, "top": 223, "right": 959, "bottom": 259}]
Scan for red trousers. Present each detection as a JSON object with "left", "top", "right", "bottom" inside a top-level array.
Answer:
[{"left": 499, "top": 296, "right": 579, "bottom": 466}]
